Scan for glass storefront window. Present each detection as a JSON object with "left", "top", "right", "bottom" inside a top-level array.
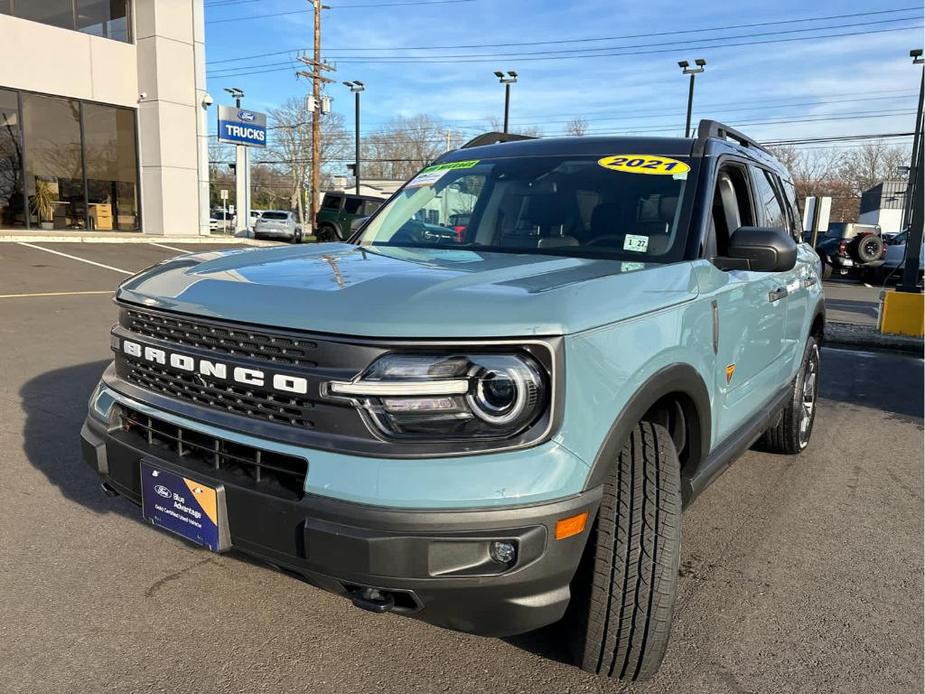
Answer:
[
  {"left": 76, "top": 0, "right": 129, "bottom": 42},
  {"left": 15, "top": 0, "right": 75, "bottom": 30},
  {"left": 83, "top": 102, "right": 138, "bottom": 231},
  {"left": 23, "top": 93, "right": 86, "bottom": 230},
  {"left": 0, "top": 88, "right": 140, "bottom": 232},
  {"left": 2, "top": 0, "right": 131, "bottom": 43},
  {"left": 0, "top": 89, "right": 25, "bottom": 227}
]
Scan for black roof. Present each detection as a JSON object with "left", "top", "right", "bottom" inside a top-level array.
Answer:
[{"left": 440, "top": 135, "right": 695, "bottom": 162}]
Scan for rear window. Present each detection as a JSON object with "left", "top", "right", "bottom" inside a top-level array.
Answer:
[{"left": 261, "top": 212, "right": 288, "bottom": 220}]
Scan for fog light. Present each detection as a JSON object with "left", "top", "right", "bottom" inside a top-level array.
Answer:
[{"left": 489, "top": 541, "right": 516, "bottom": 564}]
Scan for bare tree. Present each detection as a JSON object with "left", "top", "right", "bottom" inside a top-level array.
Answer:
[
  {"left": 362, "top": 114, "right": 456, "bottom": 180},
  {"left": 565, "top": 118, "right": 588, "bottom": 136},
  {"left": 264, "top": 97, "right": 348, "bottom": 224}
]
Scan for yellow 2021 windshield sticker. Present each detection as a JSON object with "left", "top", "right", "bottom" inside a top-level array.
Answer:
[{"left": 598, "top": 155, "right": 690, "bottom": 176}]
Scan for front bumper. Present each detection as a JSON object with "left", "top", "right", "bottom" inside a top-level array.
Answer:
[{"left": 80, "top": 412, "right": 600, "bottom": 637}]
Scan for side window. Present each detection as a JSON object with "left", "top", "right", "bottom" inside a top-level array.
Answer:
[
  {"left": 708, "top": 164, "right": 755, "bottom": 257},
  {"left": 751, "top": 168, "right": 787, "bottom": 231},
  {"left": 779, "top": 178, "right": 803, "bottom": 242},
  {"left": 343, "top": 197, "right": 363, "bottom": 214},
  {"left": 322, "top": 195, "right": 341, "bottom": 210}
]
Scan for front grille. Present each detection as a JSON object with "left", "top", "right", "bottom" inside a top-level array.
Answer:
[
  {"left": 123, "top": 308, "right": 318, "bottom": 367},
  {"left": 119, "top": 406, "right": 308, "bottom": 498},
  {"left": 122, "top": 358, "right": 313, "bottom": 427}
]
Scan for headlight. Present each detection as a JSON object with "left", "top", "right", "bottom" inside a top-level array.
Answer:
[{"left": 324, "top": 352, "right": 548, "bottom": 441}]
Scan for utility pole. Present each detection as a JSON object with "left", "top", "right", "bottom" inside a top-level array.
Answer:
[
  {"left": 899, "top": 48, "right": 924, "bottom": 294},
  {"left": 678, "top": 59, "right": 706, "bottom": 137},
  {"left": 297, "top": 1, "right": 334, "bottom": 234}
]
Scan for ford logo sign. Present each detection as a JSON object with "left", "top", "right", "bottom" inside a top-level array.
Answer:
[
  {"left": 154, "top": 484, "right": 172, "bottom": 499},
  {"left": 238, "top": 110, "right": 256, "bottom": 122}
]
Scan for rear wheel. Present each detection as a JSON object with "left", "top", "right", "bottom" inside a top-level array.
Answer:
[
  {"left": 566, "top": 421, "right": 682, "bottom": 681},
  {"left": 853, "top": 235, "right": 883, "bottom": 264},
  {"left": 821, "top": 257, "right": 833, "bottom": 281},
  {"left": 760, "top": 336, "right": 820, "bottom": 454}
]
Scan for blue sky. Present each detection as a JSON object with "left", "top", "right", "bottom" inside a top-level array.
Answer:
[{"left": 203, "top": 0, "right": 923, "bottom": 161}]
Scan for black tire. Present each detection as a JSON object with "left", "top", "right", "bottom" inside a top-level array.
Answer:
[
  {"left": 853, "top": 235, "right": 883, "bottom": 264},
  {"left": 567, "top": 421, "right": 682, "bottom": 681},
  {"left": 316, "top": 224, "right": 339, "bottom": 243},
  {"left": 293, "top": 229, "right": 303, "bottom": 244},
  {"left": 759, "top": 336, "right": 820, "bottom": 454},
  {"left": 821, "top": 258, "right": 833, "bottom": 281}
]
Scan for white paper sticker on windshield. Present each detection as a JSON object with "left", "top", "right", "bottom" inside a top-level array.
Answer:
[
  {"left": 624, "top": 234, "right": 649, "bottom": 253},
  {"left": 405, "top": 170, "right": 446, "bottom": 189}
]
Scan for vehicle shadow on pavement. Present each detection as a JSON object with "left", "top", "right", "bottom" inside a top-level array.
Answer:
[
  {"left": 20, "top": 360, "right": 138, "bottom": 520},
  {"left": 503, "top": 624, "right": 573, "bottom": 665}
]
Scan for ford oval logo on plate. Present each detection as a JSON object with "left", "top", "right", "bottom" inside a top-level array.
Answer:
[
  {"left": 237, "top": 110, "right": 256, "bottom": 122},
  {"left": 154, "top": 484, "right": 172, "bottom": 499}
]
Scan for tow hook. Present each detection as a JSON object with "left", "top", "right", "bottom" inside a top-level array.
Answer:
[{"left": 349, "top": 587, "right": 396, "bottom": 614}]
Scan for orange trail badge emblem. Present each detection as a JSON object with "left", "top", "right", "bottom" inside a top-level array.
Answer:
[{"left": 725, "top": 364, "right": 736, "bottom": 384}]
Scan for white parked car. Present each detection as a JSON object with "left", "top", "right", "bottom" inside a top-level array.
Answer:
[
  {"left": 249, "top": 210, "right": 263, "bottom": 230},
  {"left": 253, "top": 210, "right": 303, "bottom": 243}
]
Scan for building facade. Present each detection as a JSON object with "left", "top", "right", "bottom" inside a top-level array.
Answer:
[
  {"left": 858, "top": 180, "right": 906, "bottom": 234},
  {"left": 0, "top": 0, "right": 209, "bottom": 235}
]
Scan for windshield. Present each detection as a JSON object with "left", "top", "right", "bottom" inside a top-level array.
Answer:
[{"left": 357, "top": 155, "right": 692, "bottom": 262}]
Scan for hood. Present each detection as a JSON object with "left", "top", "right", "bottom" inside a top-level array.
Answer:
[{"left": 117, "top": 243, "right": 699, "bottom": 338}]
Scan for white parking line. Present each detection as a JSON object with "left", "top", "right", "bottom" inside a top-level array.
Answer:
[
  {"left": 0, "top": 290, "right": 114, "bottom": 299},
  {"left": 149, "top": 242, "right": 189, "bottom": 252},
  {"left": 17, "top": 242, "right": 133, "bottom": 275}
]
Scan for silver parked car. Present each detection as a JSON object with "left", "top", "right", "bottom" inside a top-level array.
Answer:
[{"left": 253, "top": 210, "right": 303, "bottom": 243}]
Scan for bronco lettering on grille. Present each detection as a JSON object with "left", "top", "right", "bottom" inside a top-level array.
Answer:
[{"left": 121, "top": 339, "right": 309, "bottom": 396}]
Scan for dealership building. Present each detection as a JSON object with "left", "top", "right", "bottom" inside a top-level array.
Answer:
[{"left": 0, "top": 1, "right": 209, "bottom": 235}]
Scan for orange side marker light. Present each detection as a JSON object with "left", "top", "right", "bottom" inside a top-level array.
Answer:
[{"left": 555, "top": 512, "right": 589, "bottom": 540}]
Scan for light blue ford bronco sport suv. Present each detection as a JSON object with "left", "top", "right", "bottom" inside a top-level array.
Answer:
[{"left": 81, "top": 120, "right": 824, "bottom": 681}]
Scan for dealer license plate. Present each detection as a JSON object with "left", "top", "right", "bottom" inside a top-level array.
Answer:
[{"left": 140, "top": 460, "right": 230, "bottom": 552}]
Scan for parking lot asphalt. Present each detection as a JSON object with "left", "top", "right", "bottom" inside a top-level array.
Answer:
[
  {"left": 822, "top": 279, "right": 883, "bottom": 327},
  {"left": 1, "top": 242, "right": 922, "bottom": 694}
]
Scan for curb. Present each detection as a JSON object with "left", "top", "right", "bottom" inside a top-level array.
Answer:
[
  {"left": 826, "top": 321, "right": 923, "bottom": 356},
  {"left": 0, "top": 234, "right": 278, "bottom": 246}
]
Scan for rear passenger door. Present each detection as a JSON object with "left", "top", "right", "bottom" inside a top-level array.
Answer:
[{"left": 749, "top": 166, "right": 809, "bottom": 370}]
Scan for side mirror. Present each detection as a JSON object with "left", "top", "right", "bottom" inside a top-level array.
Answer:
[{"left": 727, "top": 226, "right": 797, "bottom": 272}]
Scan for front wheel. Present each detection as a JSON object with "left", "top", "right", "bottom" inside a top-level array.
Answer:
[
  {"left": 316, "top": 224, "right": 339, "bottom": 243},
  {"left": 566, "top": 421, "right": 682, "bottom": 681},
  {"left": 760, "top": 335, "right": 820, "bottom": 454}
]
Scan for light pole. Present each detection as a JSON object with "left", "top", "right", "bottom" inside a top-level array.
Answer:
[
  {"left": 678, "top": 58, "right": 706, "bottom": 138},
  {"left": 899, "top": 48, "right": 924, "bottom": 294},
  {"left": 223, "top": 87, "right": 248, "bottom": 234},
  {"left": 494, "top": 70, "right": 518, "bottom": 133},
  {"left": 343, "top": 80, "right": 365, "bottom": 195}
]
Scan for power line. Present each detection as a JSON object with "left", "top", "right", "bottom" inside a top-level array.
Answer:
[
  {"left": 205, "top": 6, "right": 920, "bottom": 61},
  {"left": 206, "top": 23, "right": 921, "bottom": 77},
  {"left": 206, "top": 0, "right": 475, "bottom": 24}
]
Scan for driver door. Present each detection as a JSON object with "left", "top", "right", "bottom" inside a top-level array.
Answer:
[{"left": 699, "top": 162, "right": 789, "bottom": 442}]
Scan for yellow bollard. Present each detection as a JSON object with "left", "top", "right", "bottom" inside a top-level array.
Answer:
[{"left": 879, "top": 290, "right": 925, "bottom": 337}]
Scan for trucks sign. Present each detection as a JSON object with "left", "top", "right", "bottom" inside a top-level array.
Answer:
[{"left": 217, "top": 105, "right": 267, "bottom": 147}]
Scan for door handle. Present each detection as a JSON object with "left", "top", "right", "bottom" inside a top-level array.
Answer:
[
  {"left": 769, "top": 287, "right": 788, "bottom": 302},
  {"left": 803, "top": 276, "right": 817, "bottom": 288}
]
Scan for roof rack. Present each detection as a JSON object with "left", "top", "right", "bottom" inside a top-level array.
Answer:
[
  {"left": 694, "top": 119, "right": 768, "bottom": 154},
  {"left": 460, "top": 131, "right": 537, "bottom": 149}
]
